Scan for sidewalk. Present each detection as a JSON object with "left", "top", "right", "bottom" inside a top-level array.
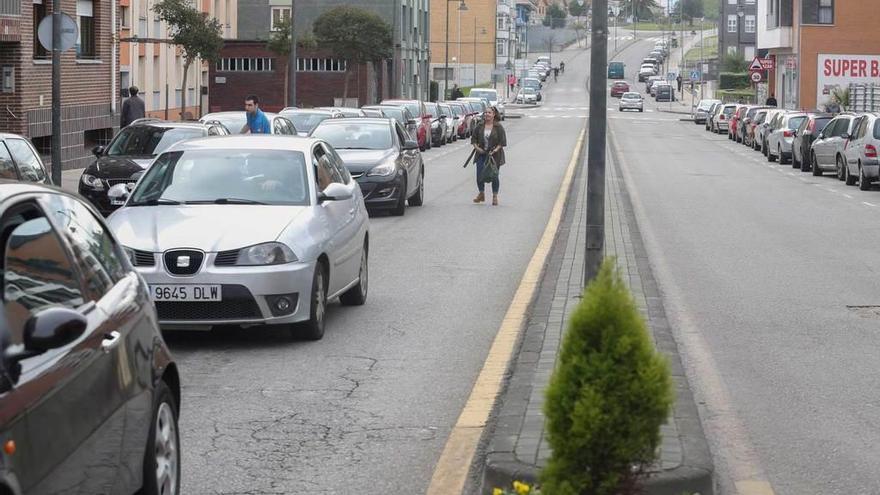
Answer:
[
  {"left": 659, "top": 30, "right": 717, "bottom": 116},
  {"left": 477, "top": 131, "right": 714, "bottom": 493}
]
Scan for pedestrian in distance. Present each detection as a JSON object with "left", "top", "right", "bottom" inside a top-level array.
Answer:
[
  {"left": 560, "top": 61, "right": 565, "bottom": 73},
  {"left": 120, "top": 86, "right": 145, "bottom": 128},
  {"left": 470, "top": 106, "right": 506, "bottom": 206},
  {"left": 451, "top": 84, "right": 465, "bottom": 100},
  {"left": 508, "top": 74, "right": 517, "bottom": 95},
  {"left": 766, "top": 94, "right": 778, "bottom": 107},
  {"left": 825, "top": 95, "right": 841, "bottom": 114},
  {"left": 676, "top": 74, "right": 683, "bottom": 93},
  {"left": 242, "top": 94, "right": 271, "bottom": 134},
  {"left": 553, "top": 67, "right": 560, "bottom": 81}
]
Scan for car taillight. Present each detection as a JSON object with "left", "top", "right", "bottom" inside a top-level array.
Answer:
[
  {"left": 783, "top": 130, "right": 793, "bottom": 138},
  {"left": 867, "top": 144, "right": 878, "bottom": 158},
  {"left": 719, "top": 115, "right": 725, "bottom": 120}
]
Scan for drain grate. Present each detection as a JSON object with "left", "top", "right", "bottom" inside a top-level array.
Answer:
[{"left": 846, "top": 305, "right": 880, "bottom": 319}]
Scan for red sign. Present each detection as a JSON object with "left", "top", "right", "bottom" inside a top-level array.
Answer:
[
  {"left": 760, "top": 58, "right": 774, "bottom": 70},
  {"left": 750, "top": 57, "right": 775, "bottom": 72}
]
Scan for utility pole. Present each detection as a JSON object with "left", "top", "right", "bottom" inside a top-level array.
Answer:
[
  {"left": 289, "top": 0, "right": 296, "bottom": 107},
  {"left": 584, "top": 0, "right": 608, "bottom": 283},
  {"left": 50, "top": 5, "right": 62, "bottom": 185}
]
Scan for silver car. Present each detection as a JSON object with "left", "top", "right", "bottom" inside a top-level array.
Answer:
[
  {"left": 810, "top": 114, "right": 858, "bottom": 178},
  {"left": 843, "top": 112, "right": 880, "bottom": 189},
  {"left": 200, "top": 111, "right": 298, "bottom": 135},
  {"left": 280, "top": 109, "right": 344, "bottom": 136},
  {"left": 766, "top": 112, "right": 807, "bottom": 164},
  {"left": 107, "top": 135, "right": 370, "bottom": 340},
  {"left": 694, "top": 99, "right": 721, "bottom": 124},
  {"left": 618, "top": 92, "right": 644, "bottom": 112}
]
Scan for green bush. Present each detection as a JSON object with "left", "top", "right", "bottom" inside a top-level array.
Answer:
[
  {"left": 542, "top": 258, "right": 674, "bottom": 495},
  {"left": 429, "top": 81, "right": 439, "bottom": 102},
  {"left": 719, "top": 72, "right": 751, "bottom": 89}
]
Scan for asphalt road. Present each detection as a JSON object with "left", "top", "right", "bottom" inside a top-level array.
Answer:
[
  {"left": 162, "top": 46, "right": 593, "bottom": 494},
  {"left": 609, "top": 38, "right": 880, "bottom": 495}
]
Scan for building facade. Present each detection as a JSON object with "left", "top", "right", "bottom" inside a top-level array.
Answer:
[
  {"left": 430, "top": 0, "right": 497, "bottom": 90},
  {"left": 119, "top": 0, "right": 237, "bottom": 121},
  {"left": 0, "top": 0, "right": 117, "bottom": 171},
  {"left": 757, "top": 0, "right": 880, "bottom": 110},
  {"left": 719, "top": 0, "right": 758, "bottom": 62}
]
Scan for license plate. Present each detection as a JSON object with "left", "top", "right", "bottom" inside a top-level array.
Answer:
[
  {"left": 110, "top": 199, "right": 126, "bottom": 206},
  {"left": 150, "top": 284, "right": 222, "bottom": 302}
]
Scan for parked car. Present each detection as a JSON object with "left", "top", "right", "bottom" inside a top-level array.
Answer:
[
  {"left": 438, "top": 103, "right": 457, "bottom": 142},
  {"left": 381, "top": 99, "right": 431, "bottom": 151},
  {"left": 728, "top": 106, "right": 748, "bottom": 142},
  {"left": 810, "top": 114, "right": 858, "bottom": 178},
  {"left": 360, "top": 107, "right": 386, "bottom": 118},
  {"left": 638, "top": 65, "right": 657, "bottom": 82},
  {"left": 516, "top": 87, "right": 539, "bottom": 105},
  {"left": 712, "top": 104, "right": 738, "bottom": 134},
  {"left": 705, "top": 102, "right": 723, "bottom": 131},
  {"left": 608, "top": 61, "right": 625, "bottom": 79},
  {"left": 745, "top": 109, "right": 770, "bottom": 148},
  {"left": 610, "top": 81, "right": 630, "bottom": 98},
  {"left": 447, "top": 102, "right": 470, "bottom": 138},
  {"left": 279, "top": 108, "right": 343, "bottom": 137},
  {"left": 842, "top": 113, "right": 880, "bottom": 189},
  {"left": 200, "top": 111, "right": 297, "bottom": 135},
  {"left": 312, "top": 118, "right": 425, "bottom": 215},
  {"left": 793, "top": 113, "right": 833, "bottom": 171},
  {"left": 645, "top": 75, "right": 664, "bottom": 94},
  {"left": 755, "top": 109, "right": 784, "bottom": 153},
  {"left": 655, "top": 84, "right": 675, "bottom": 102},
  {"left": 0, "top": 182, "right": 180, "bottom": 495},
  {"left": 738, "top": 107, "right": 770, "bottom": 145},
  {"left": 0, "top": 133, "right": 50, "bottom": 184},
  {"left": 425, "top": 102, "right": 448, "bottom": 147},
  {"left": 107, "top": 135, "right": 370, "bottom": 341},
  {"left": 79, "top": 120, "right": 229, "bottom": 215},
  {"left": 468, "top": 88, "right": 505, "bottom": 120},
  {"left": 694, "top": 99, "right": 721, "bottom": 124},
  {"left": 364, "top": 104, "right": 419, "bottom": 140},
  {"left": 316, "top": 107, "right": 366, "bottom": 118},
  {"left": 521, "top": 78, "right": 543, "bottom": 100},
  {"left": 457, "top": 98, "right": 489, "bottom": 133},
  {"left": 618, "top": 92, "right": 644, "bottom": 112},
  {"left": 766, "top": 112, "right": 808, "bottom": 164}
]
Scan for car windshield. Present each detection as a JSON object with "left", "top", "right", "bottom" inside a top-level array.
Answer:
[
  {"left": 129, "top": 149, "right": 310, "bottom": 206},
  {"left": 622, "top": 93, "right": 640, "bottom": 99},
  {"left": 202, "top": 113, "right": 247, "bottom": 134},
  {"left": 281, "top": 112, "right": 331, "bottom": 133},
  {"left": 425, "top": 103, "right": 439, "bottom": 116},
  {"left": 723, "top": 106, "right": 736, "bottom": 115},
  {"left": 787, "top": 116, "right": 807, "bottom": 129},
  {"left": 311, "top": 122, "right": 392, "bottom": 150},
  {"left": 523, "top": 88, "right": 536, "bottom": 94},
  {"left": 107, "top": 126, "right": 204, "bottom": 157},
  {"left": 380, "top": 107, "right": 405, "bottom": 121},
  {"left": 470, "top": 90, "right": 497, "bottom": 101},
  {"left": 450, "top": 105, "right": 463, "bottom": 116}
]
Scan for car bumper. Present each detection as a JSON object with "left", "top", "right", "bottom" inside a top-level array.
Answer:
[
  {"left": 357, "top": 174, "right": 404, "bottom": 210},
  {"left": 619, "top": 103, "right": 643, "bottom": 110},
  {"left": 717, "top": 122, "right": 729, "bottom": 130},
  {"left": 136, "top": 259, "right": 315, "bottom": 329}
]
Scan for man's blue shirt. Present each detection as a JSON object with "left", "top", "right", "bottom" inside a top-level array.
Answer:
[{"left": 246, "top": 108, "right": 271, "bottom": 134}]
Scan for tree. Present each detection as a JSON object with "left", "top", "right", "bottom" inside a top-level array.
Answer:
[
  {"left": 313, "top": 6, "right": 392, "bottom": 101},
  {"left": 568, "top": 0, "right": 588, "bottom": 18},
  {"left": 571, "top": 21, "right": 587, "bottom": 47},
  {"left": 266, "top": 16, "right": 317, "bottom": 106},
  {"left": 671, "top": 0, "right": 704, "bottom": 25},
  {"left": 153, "top": 0, "right": 223, "bottom": 120},
  {"left": 543, "top": 3, "right": 567, "bottom": 29},
  {"left": 620, "top": 0, "right": 661, "bottom": 21},
  {"left": 721, "top": 52, "right": 749, "bottom": 73},
  {"left": 542, "top": 259, "right": 673, "bottom": 495}
]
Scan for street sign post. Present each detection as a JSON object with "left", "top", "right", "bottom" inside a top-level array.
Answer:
[
  {"left": 750, "top": 71, "right": 763, "bottom": 83},
  {"left": 690, "top": 70, "right": 700, "bottom": 80},
  {"left": 666, "top": 71, "right": 677, "bottom": 81},
  {"left": 37, "top": 13, "right": 77, "bottom": 52},
  {"left": 38, "top": 11, "right": 78, "bottom": 186}
]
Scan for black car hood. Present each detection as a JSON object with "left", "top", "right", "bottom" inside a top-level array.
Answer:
[
  {"left": 336, "top": 149, "right": 397, "bottom": 174},
  {"left": 88, "top": 156, "right": 153, "bottom": 178}
]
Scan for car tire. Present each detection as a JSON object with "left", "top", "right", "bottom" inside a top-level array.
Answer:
[
  {"left": 812, "top": 153, "right": 822, "bottom": 176},
  {"left": 792, "top": 150, "right": 800, "bottom": 169},
  {"left": 390, "top": 178, "right": 407, "bottom": 216},
  {"left": 767, "top": 146, "right": 776, "bottom": 162},
  {"left": 859, "top": 163, "right": 871, "bottom": 191},
  {"left": 296, "top": 263, "right": 327, "bottom": 341},
  {"left": 340, "top": 245, "right": 368, "bottom": 306},
  {"left": 845, "top": 161, "right": 857, "bottom": 185},
  {"left": 141, "top": 381, "right": 180, "bottom": 495},
  {"left": 779, "top": 146, "right": 789, "bottom": 164},
  {"left": 639, "top": 108, "right": 644, "bottom": 112},
  {"left": 837, "top": 156, "right": 846, "bottom": 181},
  {"left": 408, "top": 168, "right": 424, "bottom": 207}
]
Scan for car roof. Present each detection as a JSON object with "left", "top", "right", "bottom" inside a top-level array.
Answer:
[
  {"left": 281, "top": 108, "right": 334, "bottom": 115},
  {"left": 0, "top": 133, "right": 31, "bottom": 140},
  {"left": 130, "top": 120, "right": 213, "bottom": 129},
  {"left": 318, "top": 117, "right": 391, "bottom": 126},
  {"left": 165, "top": 135, "right": 319, "bottom": 153}
]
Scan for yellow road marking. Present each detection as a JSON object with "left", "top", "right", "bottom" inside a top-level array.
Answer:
[{"left": 425, "top": 126, "right": 587, "bottom": 495}]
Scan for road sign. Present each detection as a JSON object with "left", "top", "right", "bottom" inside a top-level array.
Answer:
[
  {"left": 749, "top": 57, "right": 763, "bottom": 72},
  {"left": 690, "top": 70, "right": 701, "bottom": 80},
  {"left": 38, "top": 13, "right": 78, "bottom": 52},
  {"left": 666, "top": 72, "right": 677, "bottom": 81},
  {"left": 760, "top": 58, "right": 775, "bottom": 70},
  {"left": 750, "top": 71, "right": 763, "bottom": 83}
]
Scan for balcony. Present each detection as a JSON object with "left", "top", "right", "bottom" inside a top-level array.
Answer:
[
  {"left": 757, "top": 0, "right": 792, "bottom": 50},
  {"left": 0, "top": 0, "right": 21, "bottom": 42}
]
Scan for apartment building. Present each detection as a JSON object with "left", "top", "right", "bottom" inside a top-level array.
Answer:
[
  {"left": 757, "top": 0, "right": 880, "bottom": 110},
  {"left": 719, "top": 0, "right": 758, "bottom": 61},
  {"left": 430, "top": 0, "right": 497, "bottom": 89},
  {"left": 0, "top": 0, "right": 117, "bottom": 170},
  {"left": 119, "top": 0, "right": 236, "bottom": 121}
]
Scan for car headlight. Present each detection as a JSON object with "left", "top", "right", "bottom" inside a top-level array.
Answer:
[
  {"left": 81, "top": 173, "right": 104, "bottom": 190},
  {"left": 431, "top": 121, "right": 439, "bottom": 129},
  {"left": 367, "top": 160, "right": 396, "bottom": 177},
  {"left": 235, "top": 242, "right": 297, "bottom": 266}
]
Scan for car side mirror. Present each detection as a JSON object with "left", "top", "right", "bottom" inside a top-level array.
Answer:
[
  {"left": 107, "top": 182, "right": 132, "bottom": 205},
  {"left": 403, "top": 140, "right": 419, "bottom": 151},
  {"left": 318, "top": 183, "right": 353, "bottom": 203},
  {"left": 92, "top": 145, "right": 105, "bottom": 157},
  {"left": 23, "top": 307, "right": 87, "bottom": 355}
]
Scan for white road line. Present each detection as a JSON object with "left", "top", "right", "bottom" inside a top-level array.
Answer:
[
  {"left": 863, "top": 201, "right": 878, "bottom": 207},
  {"left": 843, "top": 193, "right": 854, "bottom": 199}
]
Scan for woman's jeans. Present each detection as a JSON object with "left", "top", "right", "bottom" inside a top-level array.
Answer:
[{"left": 475, "top": 154, "right": 500, "bottom": 194}]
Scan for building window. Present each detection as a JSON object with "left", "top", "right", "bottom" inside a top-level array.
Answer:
[
  {"left": 433, "top": 67, "right": 453, "bottom": 80},
  {"left": 802, "top": 0, "right": 833, "bottom": 24},
  {"left": 152, "top": 90, "right": 161, "bottom": 111},
  {"left": 727, "top": 14, "right": 737, "bottom": 33},
  {"left": 497, "top": 15, "right": 506, "bottom": 31},
  {"left": 120, "top": 5, "right": 130, "bottom": 28},
  {"left": 33, "top": 0, "right": 49, "bottom": 59},
  {"left": 727, "top": 46, "right": 738, "bottom": 55},
  {"left": 744, "top": 15, "right": 756, "bottom": 32},
  {"left": 295, "top": 58, "right": 347, "bottom": 72},
  {"left": 271, "top": 6, "right": 290, "bottom": 31},
  {"left": 216, "top": 57, "right": 275, "bottom": 72},
  {"left": 76, "top": 0, "right": 96, "bottom": 59},
  {"left": 496, "top": 40, "right": 505, "bottom": 56}
]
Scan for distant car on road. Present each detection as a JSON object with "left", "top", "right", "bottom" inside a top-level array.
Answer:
[
  {"left": 0, "top": 133, "right": 50, "bottom": 184},
  {"left": 693, "top": 99, "right": 721, "bottom": 124},
  {"left": 793, "top": 113, "right": 832, "bottom": 171},
  {"left": 468, "top": 88, "right": 505, "bottom": 120},
  {"left": 842, "top": 113, "right": 880, "bottom": 189},
  {"left": 516, "top": 87, "right": 539, "bottom": 105},
  {"left": 610, "top": 81, "right": 630, "bottom": 98},
  {"left": 712, "top": 104, "right": 738, "bottom": 134},
  {"left": 618, "top": 92, "right": 644, "bottom": 112},
  {"left": 655, "top": 84, "right": 675, "bottom": 102},
  {"left": 279, "top": 108, "right": 343, "bottom": 137},
  {"left": 608, "top": 61, "right": 625, "bottom": 79},
  {"left": 364, "top": 104, "right": 419, "bottom": 140},
  {"left": 639, "top": 64, "right": 657, "bottom": 82},
  {"left": 381, "top": 99, "right": 432, "bottom": 151}
]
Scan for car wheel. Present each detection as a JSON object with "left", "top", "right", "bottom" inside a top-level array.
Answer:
[
  {"left": 408, "top": 168, "right": 424, "bottom": 207},
  {"left": 859, "top": 163, "right": 872, "bottom": 191},
  {"left": 812, "top": 153, "right": 822, "bottom": 176},
  {"left": 340, "top": 244, "right": 368, "bottom": 306},
  {"left": 141, "top": 381, "right": 180, "bottom": 495},
  {"left": 767, "top": 146, "right": 776, "bottom": 162},
  {"left": 845, "top": 160, "right": 857, "bottom": 185},
  {"left": 837, "top": 156, "right": 846, "bottom": 181},
  {"left": 296, "top": 263, "right": 327, "bottom": 340},
  {"left": 779, "top": 146, "right": 789, "bottom": 164},
  {"left": 390, "top": 178, "right": 407, "bottom": 216}
]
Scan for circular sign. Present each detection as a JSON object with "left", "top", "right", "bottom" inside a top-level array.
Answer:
[
  {"left": 38, "top": 13, "right": 79, "bottom": 52},
  {"left": 750, "top": 71, "right": 763, "bottom": 83}
]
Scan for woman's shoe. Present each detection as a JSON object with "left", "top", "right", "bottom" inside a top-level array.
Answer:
[
  {"left": 492, "top": 194, "right": 499, "bottom": 206},
  {"left": 473, "top": 192, "right": 485, "bottom": 203}
]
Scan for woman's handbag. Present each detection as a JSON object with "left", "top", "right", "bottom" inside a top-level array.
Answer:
[{"left": 480, "top": 155, "right": 498, "bottom": 183}]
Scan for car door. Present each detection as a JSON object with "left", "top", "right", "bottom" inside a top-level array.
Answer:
[
  {"left": 41, "top": 192, "right": 152, "bottom": 494},
  {"left": 813, "top": 118, "right": 838, "bottom": 166},
  {"left": 313, "top": 145, "right": 352, "bottom": 295},
  {"left": 322, "top": 143, "right": 362, "bottom": 291},
  {"left": 5, "top": 139, "right": 49, "bottom": 184},
  {"left": 0, "top": 197, "right": 126, "bottom": 494},
  {"left": 831, "top": 117, "right": 854, "bottom": 165}
]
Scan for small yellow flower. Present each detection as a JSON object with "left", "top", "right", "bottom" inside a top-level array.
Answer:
[
  {"left": 493, "top": 489, "right": 504, "bottom": 495},
  {"left": 512, "top": 481, "right": 531, "bottom": 495}
]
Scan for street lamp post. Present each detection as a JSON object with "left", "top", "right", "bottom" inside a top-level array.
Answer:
[
  {"left": 445, "top": 0, "right": 468, "bottom": 101},
  {"left": 474, "top": 20, "right": 487, "bottom": 87},
  {"left": 288, "top": 0, "right": 296, "bottom": 107}
]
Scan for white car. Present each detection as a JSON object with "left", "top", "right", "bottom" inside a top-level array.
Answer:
[
  {"left": 638, "top": 64, "right": 658, "bottom": 82},
  {"left": 107, "top": 135, "right": 370, "bottom": 341},
  {"left": 469, "top": 88, "right": 505, "bottom": 120},
  {"left": 767, "top": 112, "right": 808, "bottom": 164},
  {"left": 516, "top": 87, "right": 539, "bottom": 105},
  {"left": 618, "top": 92, "right": 644, "bottom": 112}
]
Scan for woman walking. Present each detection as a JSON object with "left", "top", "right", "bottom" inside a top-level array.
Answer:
[{"left": 471, "top": 106, "right": 507, "bottom": 206}]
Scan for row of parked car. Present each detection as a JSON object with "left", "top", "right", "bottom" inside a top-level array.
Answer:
[
  {"left": 0, "top": 86, "right": 508, "bottom": 494},
  {"left": 696, "top": 99, "right": 880, "bottom": 190}
]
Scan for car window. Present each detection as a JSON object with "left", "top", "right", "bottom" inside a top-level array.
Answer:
[
  {"left": 312, "top": 146, "right": 337, "bottom": 191},
  {"left": 822, "top": 119, "right": 839, "bottom": 138},
  {"left": 312, "top": 122, "right": 393, "bottom": 150},
  {"left": 6, "top": 139, "right": 47, "bottom": 183},
  {"left": 836, "top": 118, "right": 852, "bottom": 137},
  {"left": 202, "top": 113, "right": 247, "bottom": 135},
  {"left": 856, "top": 117, "right": 869, "bottom": 139},
  {"left": 394, "top": 123, "right": 408, "bottom": 147},
  {"left": 0, "top": 143, "right": 18, "bottom": 180},
  {"left": 2, "top": 203, "right": 84, "bottom": 342},
  {"left": 322, "top": 144, "right": 350, "bottom": 185},
  {"left": 44, "top": 194, "right": 128, "bottom": 298},
  {"left": 787, "top": 116, "right": 806, "bottom": 130},
  {"left": 814, "top": 117, "right": 832, "bottom": 133},
  {"left": 107, "top": 126, "right": 205, "bottom": 156}
]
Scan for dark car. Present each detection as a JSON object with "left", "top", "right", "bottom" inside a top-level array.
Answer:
[
  {"left": 311, "top": 118, "right": 424, "bottom": 216},
  {"left": 607, "top": 61, "right": 625, "bottom": 79},
  {"left": 78, "top": 121, "right": 228, "bottom": 215},
  {"left": 655, "top": 84, "right": 675, "bottom": 102},
  {"left": 425, "top": 102, "right": 448, "bottom": 147},
  {"left": 794, "top": 113, "right": 833, "bottom": 172},
  {"left": 0, "top": 135, "right": 50, "bottom": 184},
  {"left": 381, "top": 99, "right": 432, "bottom": 151},
  {"left": 0, "top": 182, "right": 180, "bottom": 495},
  {"left": 364, "top": 105, "right": 418, "bottom": 140}
]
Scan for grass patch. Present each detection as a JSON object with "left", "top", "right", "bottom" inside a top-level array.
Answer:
[
  {"left": 683, "top": 36, "right": 718, "bottom": 62},
  {"left": 716, "top": 88, "right": 757, "bottom": 102}
]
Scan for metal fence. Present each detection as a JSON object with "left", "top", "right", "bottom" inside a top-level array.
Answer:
[{"left": 0, "top": 0, "right": 20, "bottom": 15}]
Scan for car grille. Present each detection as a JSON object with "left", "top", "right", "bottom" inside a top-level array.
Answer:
[
  {"left": 105, "top": 178, "right": 138, "bottom": 187},
  {"left": 163, "top": 249, "right": 204, "bottom": 276},
  {"left": 214, "top": 249, "right": 240, "bottom": 266},
  {"left": 156, "top": 285, "right": 261, "bottom": 321},
  {"left": 132, "top": 249, "right": 155, "bottom": 267}
]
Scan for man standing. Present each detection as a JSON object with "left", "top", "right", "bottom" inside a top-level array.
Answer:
[
  {"left": 451, "top": 84, "right": 465, "bottom": 100},
  {"left": 120, "top": 86, "right": 145, "bottom": 128},
  {"left": 766, "top": 94, "right": 778, "bottom": 107},
  {"left": 676, "top": 74, "right": 683, "bottom": 93},
  {"left": 242, "top": 94, "right": 271, "bottom": 134},
  {"left": 559, "top": 61, "right": 565, "bottom": 73}
]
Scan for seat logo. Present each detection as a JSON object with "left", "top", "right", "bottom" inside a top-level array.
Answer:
[{"left": 177, "top": 255, "right": 191, "bottom": 268}]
